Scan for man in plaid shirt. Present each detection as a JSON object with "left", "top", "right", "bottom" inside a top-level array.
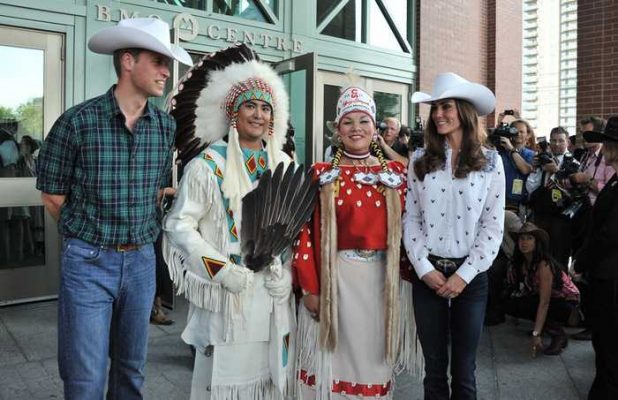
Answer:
[{"left": 36, "top": 18, "right": 192, "bottom": 399}]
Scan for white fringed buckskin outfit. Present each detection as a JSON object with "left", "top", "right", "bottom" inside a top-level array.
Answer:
[{"left": 162, "top": 45, "right": 294, "bottom": 400}]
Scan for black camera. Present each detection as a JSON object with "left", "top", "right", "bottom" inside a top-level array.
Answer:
[
  {"left": 408, "top": 116, "right": 424, "bottom": 151},
  {"left": 504, "top": 109, "right": 515, "bottom": 116},
  {"left": 533, "top": 140, "right": 553, "bottom": 166},
  {"left": 554, "top": 154, "right": 580, "bottom": 181},
  {"left": 488, "top": 123, "right": 518, "bottom": 147},
  {"left": 552, "top": 154, "right": 585, "bottom": 218},
  {"left": 377, "top": 121, "right": 388, "bottom": 131}
]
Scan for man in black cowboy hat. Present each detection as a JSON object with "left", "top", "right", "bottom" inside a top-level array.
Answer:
[
  {"left": 36, "top": 18, "right": 192, "bottom": 399},
  {"left": 568, "top": 116, "right": 616, "bottom": 341},
  {"left": 574, "top": 116, "right": 618, "bottom": 400}
]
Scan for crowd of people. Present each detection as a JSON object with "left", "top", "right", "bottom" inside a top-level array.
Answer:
[{"left": 34, "top": 17, "right": 617, "bottom": 400}]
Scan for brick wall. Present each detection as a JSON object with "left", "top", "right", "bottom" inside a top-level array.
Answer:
[
  {"left": 416, "top": 0, "right": 521, "bottom": 127},
  {"left": 493, "top": 0, "right": 522, "bottom": 125},
  {"left": 577, "top": 0, "right": 618, "bottom": 120}
]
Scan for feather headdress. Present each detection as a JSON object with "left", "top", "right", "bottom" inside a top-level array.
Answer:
[
  {"left": 194, "top": 59, "right": 289, "bottom": 147},
  {"left": 169, "top": 44, "right": 290, "bottom": 213}
]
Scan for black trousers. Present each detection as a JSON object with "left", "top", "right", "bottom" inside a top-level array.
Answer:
[
  {"left": 572, "top": 205, "right": 593, "bottom": 325},
  {"left": 588, "top": 278, "right": 618, "bottom": 400}
]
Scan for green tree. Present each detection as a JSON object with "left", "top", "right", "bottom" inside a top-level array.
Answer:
[
  {"left": 16, "top": 97, "right": 43, "bottom": 136},
  {"left": 0, "top": 106, "right": 16, "bottom": 121}
]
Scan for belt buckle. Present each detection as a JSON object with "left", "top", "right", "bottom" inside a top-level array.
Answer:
[
  {"left": 354, "top": 249, "right": 377, "bottom": 259},
  {"left": 116, "top": 244, "right": 137, "bottom": 252},
  {"left": 436, "top": 258, "right": 457, "bottom": 273}
]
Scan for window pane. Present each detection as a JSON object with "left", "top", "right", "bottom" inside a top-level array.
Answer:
[
  {"left": 263, "top": 0, "right": 278, "bottom": 14},
  {"left": 0, "top": 205, "right": 46, "bottom": 269},
  {"left": 368, "top": 2, "right": 403, "bottom": 51},
  {"left": 374, "top": 91, "right": 401, "bottom": 122},
  {"left": 317, "top": 0, "right": 340, "bottom": 25},
  {"left": 380, "top": 0, "right": 408, "bottom": 39},
  {"left": 213, "top": 0, "right": 277, "bottom": 22},
  {"left": 321, "top": 0, "right": 356, "bottom": 41},
  {"left": 0, "top": 45, "right": 44, "bottom": 177},
  {"left": 155, "top": 0, "right": 207, "bottom": 11}
]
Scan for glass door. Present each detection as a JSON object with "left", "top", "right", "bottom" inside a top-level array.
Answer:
[
  {"left": 272, "top": 52, "right": 317, "bottom": 165},
  {"left": 366, "top": 78, "right": 409, "bottom": 125},
  {"left": 0, "top": 26, "right": 64, "bottom": 305}
]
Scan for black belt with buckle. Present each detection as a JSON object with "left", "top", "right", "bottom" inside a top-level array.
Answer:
[
  {"left": 428, "top": 254, "right": 467, "bottom": 275},
  {"left": 114, "top": 243, "right": 140, "bottom": 252}
]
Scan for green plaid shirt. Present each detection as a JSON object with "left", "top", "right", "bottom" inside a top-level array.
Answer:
[{"left": 37, "top": 86, "right": 175, "bottom": 245}]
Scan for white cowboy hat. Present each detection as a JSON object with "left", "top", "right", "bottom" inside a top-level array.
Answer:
[
  {"left": 412, "top": 72, "right": 495, "bottom": 116},
  {"left": 88, "top": 18, "right": 193, "bottom": 66}
]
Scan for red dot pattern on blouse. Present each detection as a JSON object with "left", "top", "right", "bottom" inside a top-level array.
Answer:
[{"left": 316, "top": 163, "right": 405, "bottom": 251}]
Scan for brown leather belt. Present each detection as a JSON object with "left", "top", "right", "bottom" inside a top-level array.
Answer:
[{"left": 114, "top": 243, "right": 140, "bottom": 252}]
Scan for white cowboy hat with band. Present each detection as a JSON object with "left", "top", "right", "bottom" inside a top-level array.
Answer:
[
  {"left": 412, "top": 72, "right": 496, "bottom": 116},
  {"left": 88, "top": 18, "right": 193, "bottom": 66}
]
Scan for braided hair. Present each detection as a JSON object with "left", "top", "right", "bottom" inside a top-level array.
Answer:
[
  {"left": 331, "top": 146, "right": 344, "bottom": 168},
  {"left": 370, "top": 140, "right": 391, "bottom": 172}
]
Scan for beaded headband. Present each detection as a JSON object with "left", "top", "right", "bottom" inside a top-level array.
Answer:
[{"left": 224, "top": 78, "right": 274, "bottom": 120}]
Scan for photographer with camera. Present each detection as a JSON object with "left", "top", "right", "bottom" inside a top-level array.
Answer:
[
  {"left": 526, "top": 127, "right": 579, "bottom": 269},
  {"left": 376, "top": 116, "right": 409, "bottom": 166},
  {"left": 483, "top": 113, "right": 534, "bottom": 327},
  {"left": 498, "top": 109, "right": 538, "bottom": 150},
  {"left": 567, "top": 117, "right": 615, "bottom": 206},
  {"left": 490, "top": 112, "right": 535, "bottom": 213}
]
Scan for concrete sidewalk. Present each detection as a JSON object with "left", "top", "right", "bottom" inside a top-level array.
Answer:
[{"left": 0, "top": 298, "right": 594, "bottom": 399}]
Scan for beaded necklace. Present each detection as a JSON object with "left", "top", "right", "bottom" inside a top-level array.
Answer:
[{"left": 319, "top": 143, "right": 404, "bottom": 188}]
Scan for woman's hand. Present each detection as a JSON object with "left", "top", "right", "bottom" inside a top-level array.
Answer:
[
  {"left": 421, "top": 270, "right": 447, "bottom": 290},
  {"left": 303, "top": 294, "right": 320, "bottom": 321},
  {"left": 436, "top": 274, "right": 467, "bottom": 299},
  {"left": 531, "top": 336, "right": 543, "bottom": 357}
]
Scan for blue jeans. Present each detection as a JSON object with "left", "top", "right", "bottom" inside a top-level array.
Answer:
[
  {"left": 413, "top": 272, "right": 488, "bottom": 400},
  {"left": 58, "top": 237, "right": 156, "bottom": 400}
]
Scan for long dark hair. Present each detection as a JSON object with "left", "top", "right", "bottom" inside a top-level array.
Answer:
[
  {"left": 413, "top": 99, "right": 487, "bottom": 181},
  {"left": 511, "top": 233, "right": 564, "bottom": 291}
]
